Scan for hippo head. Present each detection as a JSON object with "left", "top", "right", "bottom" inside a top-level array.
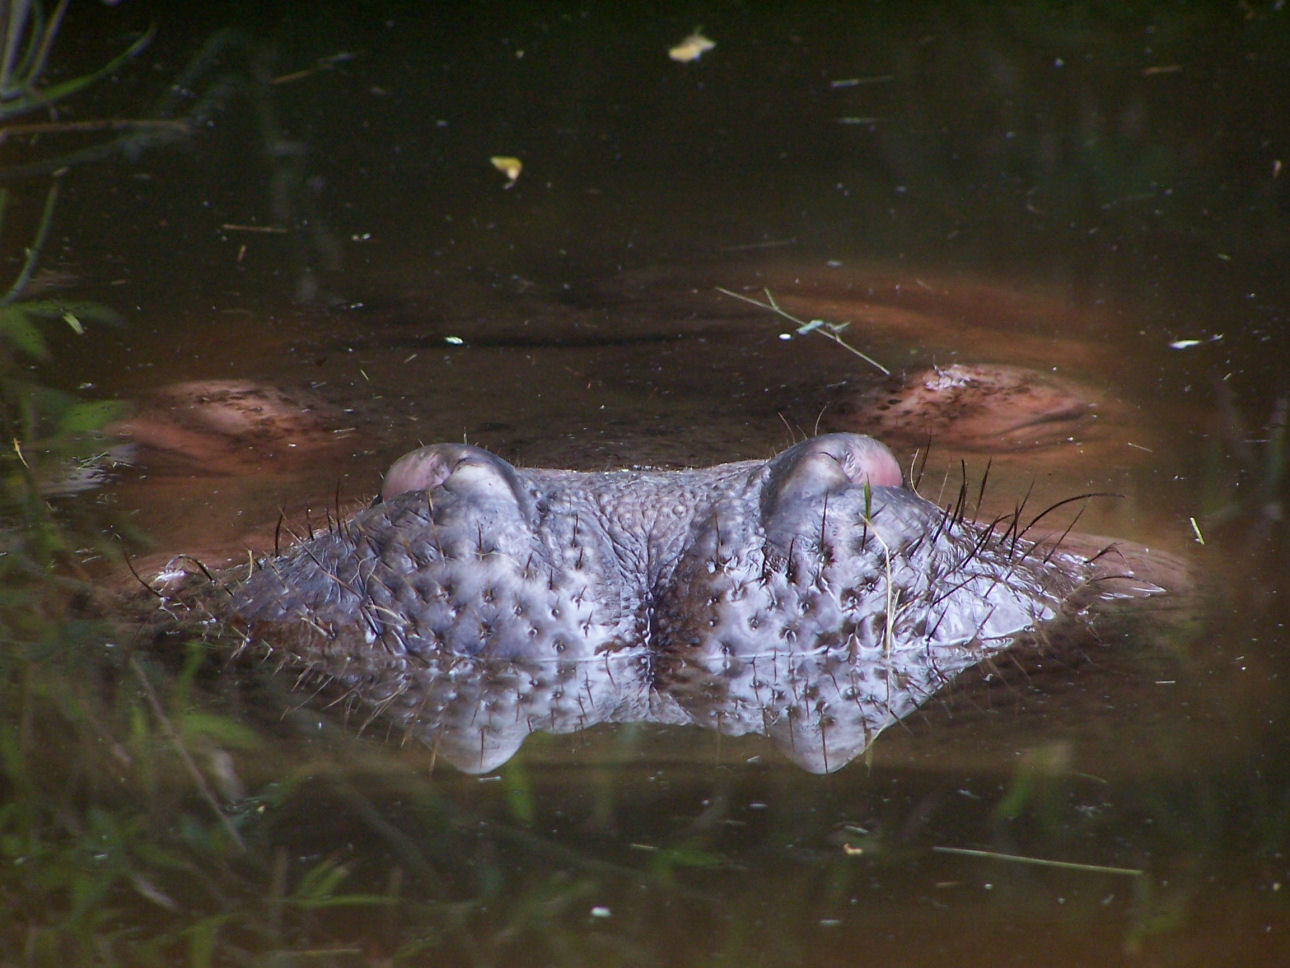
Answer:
[{"left": 217, "top": 433, "right": 1094, "bottom": 772}]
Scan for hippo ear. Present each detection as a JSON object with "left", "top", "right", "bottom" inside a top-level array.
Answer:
[
  {"left": 381, "top": 443, "right": 526, "bottom": 505},
  {"left": 761, "top": 433, "right": 902, "bottom": 515}
]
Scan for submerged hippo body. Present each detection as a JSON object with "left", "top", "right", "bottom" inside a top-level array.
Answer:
[{"left": 176, "top": 433, "right": 1164, "bottom": 774}]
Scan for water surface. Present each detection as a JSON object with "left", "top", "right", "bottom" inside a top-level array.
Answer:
[{"left": 7, "top": 1, "right": 1289, "bottom": 964}]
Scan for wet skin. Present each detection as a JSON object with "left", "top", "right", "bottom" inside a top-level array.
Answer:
[
  {"left": 232, "top": 433, "right": 1078, "bottom": 660},
  {"left": 182, "top": 433, "right": 1150, "bottom": 773}
]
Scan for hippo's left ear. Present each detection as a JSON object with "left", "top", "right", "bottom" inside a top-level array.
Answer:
[{"left": 761, "top": 434, "right": 902, "bottom": 516}]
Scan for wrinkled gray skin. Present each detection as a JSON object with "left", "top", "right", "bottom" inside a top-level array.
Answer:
[{"left": 201, "top": 433, "right": 1133, "bottom": 774}]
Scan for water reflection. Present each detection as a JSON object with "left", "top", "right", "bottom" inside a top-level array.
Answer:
[{"left": 289, "top": 637, "right": 1045, "bottom": 776}]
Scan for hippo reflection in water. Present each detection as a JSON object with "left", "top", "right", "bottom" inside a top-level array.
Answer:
[{"left": 169, "top": 433, "right": 1164, "bottom": 774}]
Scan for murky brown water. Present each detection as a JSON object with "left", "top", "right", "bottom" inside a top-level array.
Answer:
[{"left": 8, "top": 1, "right": 1289, "bottom": 963}]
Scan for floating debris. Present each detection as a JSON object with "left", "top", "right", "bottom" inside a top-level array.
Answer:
[
  {"left": 1190, "top": 517, "right": 1205, "bottom": 545},
  {"left": 1168, "top": 334, "right": 1223, "bottom": 350},
  {"left": 829, "top": 75, "right": 894, "bottom": 88},
  {"left": 490, "top": 155, "right": 522, "bottom": 187},
  {"left": 669, "top": 30, "right": 715, "bottom": 63}
]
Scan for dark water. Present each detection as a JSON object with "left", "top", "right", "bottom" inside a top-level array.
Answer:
[{"left": 6, "top": 1, "right": 1289, "bottom": 964}]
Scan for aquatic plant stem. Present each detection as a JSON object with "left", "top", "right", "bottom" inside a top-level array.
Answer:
[
  {"left": 25, "top": 0, "right": 69, "bottom": 92},
  {"left": 0, "top": 173, "right": 58, "bottom": 306},
  {"left": 130, "top": 656, "right": 246, "bottom": 852}
]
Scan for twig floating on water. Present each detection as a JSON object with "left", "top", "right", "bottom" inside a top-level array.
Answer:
[
  {"left": 272, "top": 50, "right": 362, "bottom": 85},
  {"left": 932, "top": 845, "right": 1143, "bottom": 877},
  {"left": 715, "top": 286, "right": 891, "bottom": 375}
]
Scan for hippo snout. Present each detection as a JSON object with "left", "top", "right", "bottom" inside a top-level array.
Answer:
[
  {"left": 231, "top": 433, "right": 1078, "bottom": 663},
  {"left": 200, "top": 433, "right": 1123, "bottom": 772}
]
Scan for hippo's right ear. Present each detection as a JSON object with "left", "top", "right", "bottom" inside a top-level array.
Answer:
[
  {"left": 761, "top": 433, "right": 902, "bottom": 516},
  {"left": 378, "top": 443, "right": 526, "bottom": 505}
]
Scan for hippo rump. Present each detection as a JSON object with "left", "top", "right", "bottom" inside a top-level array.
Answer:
[{"left": 158, "top": 433, "right": 1170, "bottom": 774}]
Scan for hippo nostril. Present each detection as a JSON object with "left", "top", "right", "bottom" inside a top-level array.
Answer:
[
  {"left": 380, "top": 443, "right": 531, "bottom": 510},
  {"left": 764, "top": 433, "right": 903, "bottom": 517},
  {"left": 381, "top": 444, "right": 458, "bottom": 500}
]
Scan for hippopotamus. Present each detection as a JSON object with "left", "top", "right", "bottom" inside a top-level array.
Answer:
[{"left": 162, "top": 432, "right": 1168, "bottom": 774}]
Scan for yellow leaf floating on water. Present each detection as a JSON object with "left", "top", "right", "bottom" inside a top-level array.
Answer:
[
  {"left": 668, "top": 30, "right": 715, "bottom": 63},
  {"left": 490, "top": 156, "right": 522, "bottom": 186}
]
